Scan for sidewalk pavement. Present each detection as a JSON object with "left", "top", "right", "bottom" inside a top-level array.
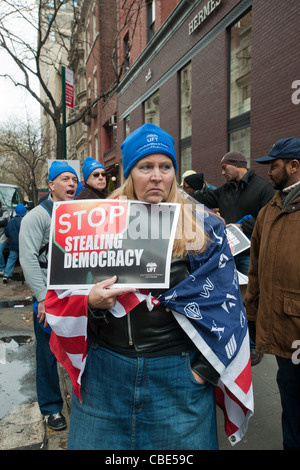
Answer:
[
  {"left": 0, "top": 268, "right": 70, "bottom": 450},
  {"left": 0, "top": 269, "right": 283, "bottom": 450}
]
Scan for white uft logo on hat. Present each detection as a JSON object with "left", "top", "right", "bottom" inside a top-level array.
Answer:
[{"left": 146, "top": 133, "right": 159, "bottom": 142}]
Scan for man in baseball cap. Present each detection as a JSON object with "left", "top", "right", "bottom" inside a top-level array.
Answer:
[
  {"left": 245, "top": 136, "right": 300, "bottom": 449},
  {"left": 255, "top": 137, "right": 300, "bottom": 191}
]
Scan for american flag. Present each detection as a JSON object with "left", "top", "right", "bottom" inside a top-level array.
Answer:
[{"left": 45, "top": 209, "right": 253, "bottom": 446}]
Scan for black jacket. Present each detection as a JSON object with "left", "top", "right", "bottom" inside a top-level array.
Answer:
[
  {"left": 75, "top": 183, "right": 107, "bottom": 200},
  {"left": 193, "top": 169, "right": 275, "bottom": 236},
  {"left": 4, "top": 215, "right": 24, "bottom": 251},
  {"left": 88, "top": 256, "right": 220, "bottom": 385}
]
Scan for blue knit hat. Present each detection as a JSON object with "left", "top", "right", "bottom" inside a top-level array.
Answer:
[
  {"left": 82, "top": 156, "right": 105, "bottom": 182},
  {"left": 15, "top": 203, "right": 27, "bottom": 216},
  {"left": 121, "top": 124, "right": 177, "bottom": 179},
  {"left": 48, "top": 160, "right": 78, "bottom": 182}
]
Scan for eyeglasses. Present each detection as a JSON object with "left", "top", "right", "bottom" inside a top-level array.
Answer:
[{"left": 91, "top": 172, "right": 107, "bottom": 178}]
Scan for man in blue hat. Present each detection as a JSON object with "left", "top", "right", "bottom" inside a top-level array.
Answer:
[
  {"left": 76, "top": 156, "right": 107, "bottom": 200},
  {"left": 245, "top": 137, "right": 300, "bottom": 450},
  {"left": 19, "top": 161, "right": 78, "bottom": 431}
]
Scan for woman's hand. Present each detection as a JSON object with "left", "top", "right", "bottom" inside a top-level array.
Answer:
[
  {"left": 88, "top": 275, "right": 136, "bottom": 310},
  {"left": 192, "top": 370, "right": 207, "bottom": 384}
]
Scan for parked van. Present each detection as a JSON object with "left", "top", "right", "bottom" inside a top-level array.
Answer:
[{"left": 0, "top": 183, "right": 34, "bottom": 217}]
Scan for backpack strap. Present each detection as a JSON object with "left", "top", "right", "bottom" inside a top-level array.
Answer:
[
  {"left": 40, "top": 198, "right": 53, "bottom": 217},
  {"left": 38, "top": 198, "right": 53, "bottom": 268}
]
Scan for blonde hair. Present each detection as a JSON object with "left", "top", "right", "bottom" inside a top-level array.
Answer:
[{"left": 110, "top": 175, "right": 212, "bottom": 257}]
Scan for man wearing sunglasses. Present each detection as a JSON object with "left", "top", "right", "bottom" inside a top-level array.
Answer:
[{"left": 76, "top": 156, "right": 108, "bottom": 200}]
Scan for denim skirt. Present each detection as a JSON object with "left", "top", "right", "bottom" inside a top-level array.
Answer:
[{"left": 67, "top": 345, "right": 218, "bottom": 450}]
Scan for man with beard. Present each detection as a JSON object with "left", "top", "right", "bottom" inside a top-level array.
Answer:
[{"left": 245, "top": 137, "right": 300, "bottom": 450}]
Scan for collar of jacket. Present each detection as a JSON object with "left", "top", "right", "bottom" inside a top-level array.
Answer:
[
  {"left": 239, "top": 168, "right": 254, "bottom": 185},
  {"left": 271, "top": 191, "right": 300, "bottom": 213},
  {"left": 84, "top": 183, "right": 107, "bottom": 198},
  {"left": 227, "top": 168, "right": 254, "bottom": 190}
]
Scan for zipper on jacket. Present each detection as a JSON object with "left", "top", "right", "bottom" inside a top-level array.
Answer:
[{"left": 127, "top": 312, "right": 133, "bottom": 346}]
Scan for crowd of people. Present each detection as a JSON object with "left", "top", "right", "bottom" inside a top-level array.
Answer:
[{"left": 1, "top": 125, "right": 299, "bottom": 450}]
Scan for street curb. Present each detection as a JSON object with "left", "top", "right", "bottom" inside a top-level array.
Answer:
[{"left": 0, "top": 402, "right": 47, "bottom": 450}]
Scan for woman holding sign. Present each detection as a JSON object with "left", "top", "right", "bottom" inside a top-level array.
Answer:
[{"left": 45, "top": 124, "right": 253, "bottom": 450}]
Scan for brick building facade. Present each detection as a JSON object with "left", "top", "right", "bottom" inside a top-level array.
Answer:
[
  {"left": 113, "top": 0, "right": 300, "bottom": 187},
  {"left": 73, "top": 0, "right": 299, "bottom": 187}
]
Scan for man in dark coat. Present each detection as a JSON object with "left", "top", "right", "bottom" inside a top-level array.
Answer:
[
  {"left": 193, "top": 150, "right": 275, "bottom": 366},
  {"left": 193, "top": 151, "right": 275, "bottom": 273},
  {"left": 76, "top": 156, "right": 107, "bottom": 200}
]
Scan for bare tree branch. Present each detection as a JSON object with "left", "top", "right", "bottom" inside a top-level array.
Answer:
[
  {"left": 0, "top": 118, "right": 50, "bottom": 204},
  {"left": 0, "top": 0, "right": 145, "bottom": 157}
]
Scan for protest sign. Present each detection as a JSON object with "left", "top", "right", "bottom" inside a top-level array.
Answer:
[
  {"left": 47, "top": 199, "right": 180, "bottom": 289},
  {"left": 225, "top": 224, "right": 251, "bottom": 257}
]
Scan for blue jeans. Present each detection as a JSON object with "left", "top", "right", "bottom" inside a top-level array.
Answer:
[
  {"left": 33, "top": 312, "right": 63, "bottom": 416},
  {"left": 0, "top": 242, "right": 7, "bottom": 270},
  {"left": 68, "top": 345, "right": 218, "bottom": 450},
  {"left": 234, "top": 253, "right": 250, "bottom": 276},
  {"left": 4, "top": 249, "right": 18, "bottom": 278},
  {"left": 276, "top": 356, "right": 300, "bottom": 450}
]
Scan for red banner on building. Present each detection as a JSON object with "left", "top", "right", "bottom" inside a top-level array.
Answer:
[{"left": 65, "top": 67, "right": 74, "bottom": 109}]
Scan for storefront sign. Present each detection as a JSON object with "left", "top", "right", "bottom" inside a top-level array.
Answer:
[
  {"left": 189, "top": 0, "right": 222, "bottom": 35},
  {"left": 47, "top": 199, "right": 180, "bottom": 289}
]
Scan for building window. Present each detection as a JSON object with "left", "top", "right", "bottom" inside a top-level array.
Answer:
[
  {"left": 144, "top": 90, "right": 159, "bottom": 126},
  {"left": 228, "top": 11, "right": 251, "bottom": 160},
  {"left": 180, "top": 63, "right": 192, "bottom": 139},
  {"left": 94, "top": 131, "right": 98, "bottom": 160},
  {"left": 93, "top": 67, "right": 97, "bottom": 99},
  {"left": 88, "top": 136, "right": 92, "bottom": 157},
  {"left": 92, "top": 8, "right": 97, "bottom": 42},
  {"left": 230, "top": 127, "right": 250, "bottom": 158},
  {"left": 180, "top": 147, "right": 193, "bottom": 179},
  {"left": 147, "top": 0, "right": 155, "bottom": 43},
  {"left": 125, "top": 116, "right": 130, "bottom": 137},
  {"left": 86, "top": 20, "right": 90, "bottom": 56},
  {"left": 124, "top": 32, "right": 130, "bottom": 72},
  {"left": 179, "top": 63, "right": 192, "bottom": 177},
  {"left": 230, "top": 11, "right": 251, "bottom": 118}
]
